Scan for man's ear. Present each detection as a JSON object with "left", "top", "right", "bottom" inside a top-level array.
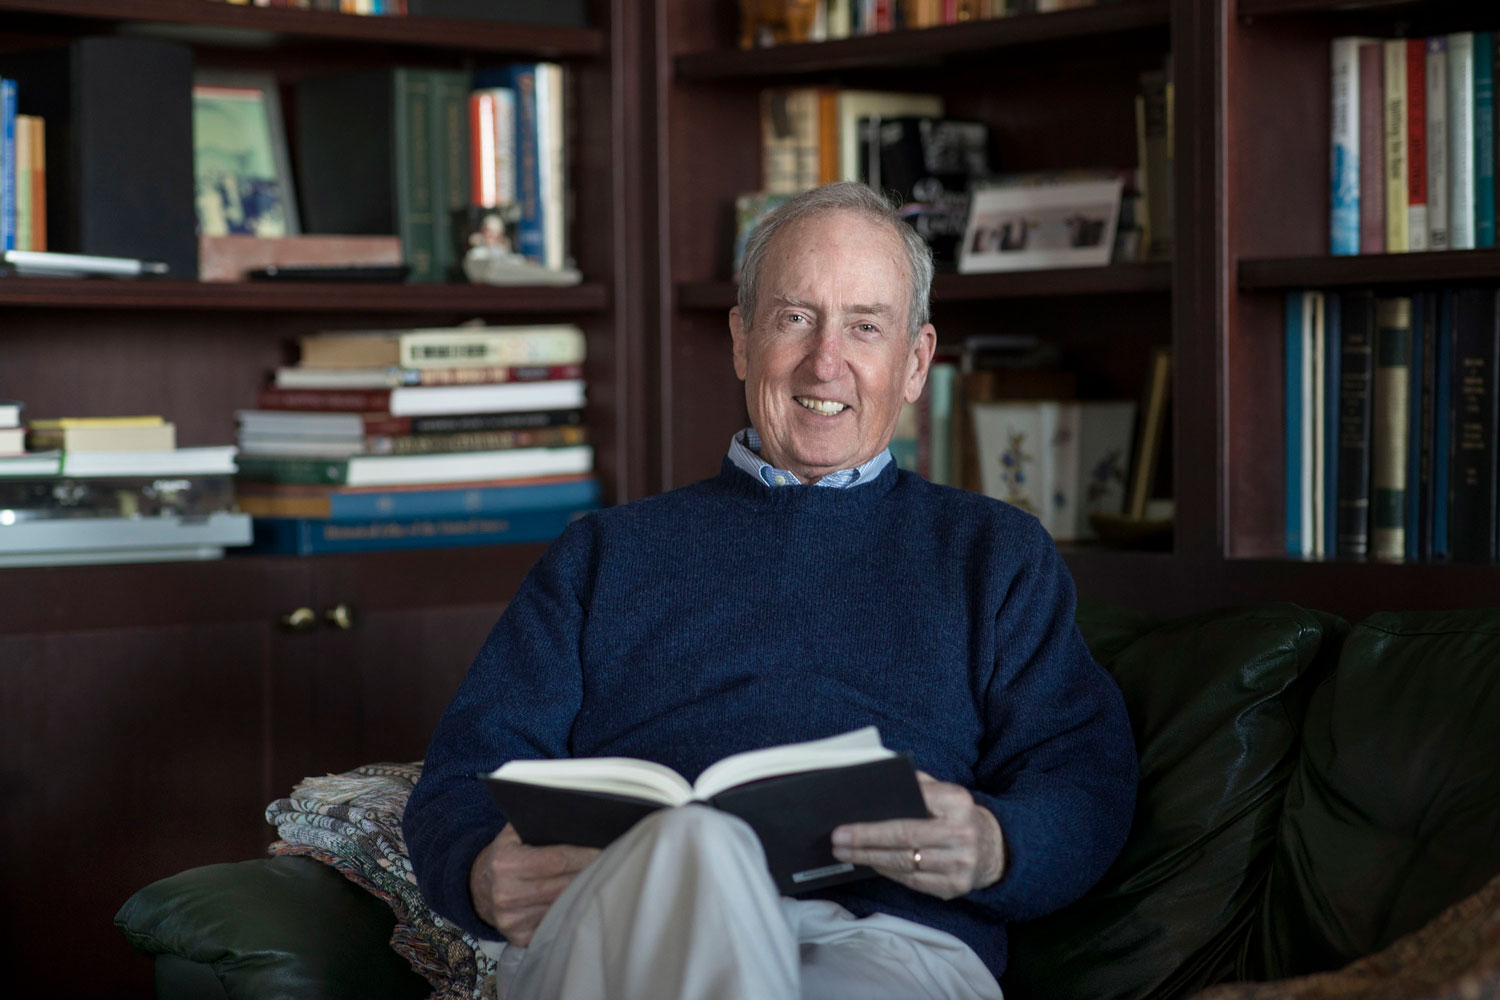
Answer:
[
  {"left": 903, "top": 323, "right": 938, "bottom": 404},
  {"left": 729, "top": 306, "right": 749, "bottom": 381}
]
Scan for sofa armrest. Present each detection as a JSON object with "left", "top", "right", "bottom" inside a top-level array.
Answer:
[
  {"left": 115, "top": 856, "right": 430, "bottom": 1000},
  {"left": 1188, "top": 871, "right": 1500, "bottom": 1000}
]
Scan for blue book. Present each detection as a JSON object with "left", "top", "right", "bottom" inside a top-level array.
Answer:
[
  {"left": 1474, "top": 32, "right": 1496, "bottom": 247},
  {"left": 251, "top": 507, "right": 591, "bottom": 556},
  {"left": 1329, "top": 38, "right": 1362, "bottom": 256},
  {"left": 1405, "top": 294, "right": 1425, "bottom": 561},
  {"left": 1285, "top": 291, "right": 1305, "bottom": 557},
  {"left": 1433, "top": 290, "right": 1453, "bottom": 559},
  {"left": 506, "top": 64, "right": 546, "bottom": 264},
  {"left": 1, "top": 78, "right": 15, "bottom": 253},
  {"left": 1323, "top": 292, "right": 1341, "bottom": 554},
  {"left": 318, "top": 477, "right": 597, "bottom": 521}
]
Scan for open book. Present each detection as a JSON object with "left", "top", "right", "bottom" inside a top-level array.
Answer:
[{"left": 483, "top": 727, "right": 928, "bottom": 894}]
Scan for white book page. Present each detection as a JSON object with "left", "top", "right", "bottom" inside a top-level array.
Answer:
[
  {"left": 489, "top": 757, "right": 694, "bottom": 807},
  {"left": 691, "top": 726, "right": 892, "bottom": 802}
]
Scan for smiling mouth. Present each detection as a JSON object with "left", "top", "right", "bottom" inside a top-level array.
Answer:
[{"left": 796, "top": 396, "right": 848, "bottom": 416}]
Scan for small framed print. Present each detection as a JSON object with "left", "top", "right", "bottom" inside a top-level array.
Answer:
[
  {"left": 958, "top": 177, "right": 1123, "bottom": 273},
  {"left": 192, "top": 72, "right": 300, "bottom": 238}
]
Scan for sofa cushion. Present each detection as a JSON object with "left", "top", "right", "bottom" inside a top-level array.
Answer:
[
  {"left": 1253, "top": 609, "right": 1500, "bottom": 980},
  {"left": 115, "top": 855, "right": 429, "bottom": 1000},
  {"left": 1006, "top": 603, "right": 1345, "bottom": 1000}
]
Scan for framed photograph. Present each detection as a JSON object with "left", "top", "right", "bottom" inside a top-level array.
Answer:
[
  {"left": 957, "top": 177, "right": 1123, "bottom": 273},
  {"left": 192, "top": 72, "right": 300, "bottom": 238}
]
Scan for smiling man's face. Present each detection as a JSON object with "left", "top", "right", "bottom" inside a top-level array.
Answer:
[{"left": 730, "top": 210, "right": 936, "bottom": 484}]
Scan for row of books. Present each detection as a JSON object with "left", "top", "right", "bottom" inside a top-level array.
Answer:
[
  {"left": 750, "top": 67, "right": 1169, "bottom": 272},
  {"left": 0, "top": 78, "right": 48, "bottom": 252},
  {"left": 237, "top": 322, "right": 598, "bottom": 555},
  {"left": 0, "top": 412, "right": 251, "bottom": 567},
  {"left": 208, "top": 0, "right": 587, "bottom": 24},
  {"left": 1284, "top": 287, "right": 1500, "bottom": 564},
  {"left": 295, "top": 61, "right": 570, "bottom": 284},
  {"left": 742, "top": 0, "right": 1116, "bottom": 48},
  {"left": 1329, "top": 31, "right": 1499, "bottom": 256}
]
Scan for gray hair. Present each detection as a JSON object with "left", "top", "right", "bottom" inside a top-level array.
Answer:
[{"left": 737, "top": 182, "right": 934, "bottom": 342}]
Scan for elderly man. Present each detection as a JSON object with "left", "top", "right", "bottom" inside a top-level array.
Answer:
[{"left": 403, "top": 182, "right": 1137, "bottom": 1000}]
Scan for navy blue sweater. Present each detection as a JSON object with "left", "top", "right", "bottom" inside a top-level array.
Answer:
[{"left": 403, "top": 459, "right": 1137, "bottom": 979}]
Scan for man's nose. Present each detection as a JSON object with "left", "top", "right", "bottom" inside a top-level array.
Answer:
[{"left": 807, "top": 322, "right": 843, "bottom": 381}]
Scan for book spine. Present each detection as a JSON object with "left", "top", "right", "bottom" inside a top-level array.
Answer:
[
  {"left": 406, "top": 408, "right": 583, "bottom": 435},
  {"left": 259, "top": 387, "right": 392, "bottom": 412},
  {"left": 1286, "top": 291, "right": 1305, "bottom": 557},
  {"left": 1418, "top": 293, "right": 1438, "bottom": 559},
  {"left": 1384, "top": 40, "right": 1410, "bottom": 253},
  {"left": 323, "top": 476, "right": 599, "bottom": 520},
  {"left": 1309, "top": 292, "right": 1326, "bottom": 558},
  {"left": 396, "top": 69, "right": 437, "bottom": 282},
  {"left": 1323, "top": 291, "right": 1341, "bottom": 553},
  {"left": 1427, "top": 37, "right": 1450, "bottom": 250},
  {"left": 1, "top": 79, "right": 15, "bottom": 252},
  {"left": 398, "top": 327, "right": 584, "bottom": 368},
  {"left": 509, "top": 64, "right": 544, "bottom": 263},
  {"left": 470, "top": 90, "right": 497, "bottom": 207},
  {"left": 1370, "top": 296, "right": 1412, "bottom": 560},
  {"left": 237, "top": 455, "right": 351, "bottom": 485},
  {"left": 13, "top": 113, "right": 30, "bottom": 251},
  {"left": 29, "top": 114, "right": 44, "bottom": 251},
  {"left": 1405, "top": 292, "right": 1425, "bottom": 561},
  {"left": 1406, "top": 39, "right": 1429, "bottom": 251},
  {"left": 430, "top": 69, "right": 473, "bottom": 283},
  {"left": 1449, "top": 287, "right": 1498, "bottom": 561},
  {"left": 1449, "top": 33, "right": 1476, "bottom": 249},
  {"left": 1336, "top": 291, "right": 1374, "bottom": 558},
  {"left": 1330, "top": 38, "right": 1362, "bottom": 255},
  {"left": 277, "top": 362, "right": 583, "bottom": 389},
  {"left": 1432, "top": 289, "right": 1453, "bottom": 558},
  {"left": 537, "top": 62, "right": 567, "bottom": 271},
  {"left": 365, "top": 423, "right": 587, "bottom": 455},
  {"left": 1473, "top": 31, "right": 1496, "bottom": 248},
  {"left": 251, "top": 507, "right": 588, "bottom": 554},
  {"left": 1358, "top": 42, "right": 1386, "bottom": 254}
]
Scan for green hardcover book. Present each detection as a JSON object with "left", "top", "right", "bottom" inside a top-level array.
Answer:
[
  {"left": 1370, "top": 296, "right": 1412, "bottom": 561},
  {"left": 430, "top": 69, "right": 473, "bottom": 283}
]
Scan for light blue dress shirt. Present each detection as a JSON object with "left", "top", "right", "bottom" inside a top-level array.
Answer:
[{"left": 727, "top": 426, "right": 892, "bottom": 488}]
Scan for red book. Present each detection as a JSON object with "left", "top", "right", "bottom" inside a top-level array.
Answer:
[
  {"left": 1359, "top": 40, "right": 1386, "bottom": 254},
  {"left": 1406, "top": 38, "right": 1429, "bottom": 250}
]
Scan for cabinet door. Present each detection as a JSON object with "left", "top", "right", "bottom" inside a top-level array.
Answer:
[{"left": 0, "top": 621, "right": 275, "bottom": 997}]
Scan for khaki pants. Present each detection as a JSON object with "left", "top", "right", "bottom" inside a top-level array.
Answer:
[{"left": 483, "top": 805, "right": 1005, "bottom": 1000}]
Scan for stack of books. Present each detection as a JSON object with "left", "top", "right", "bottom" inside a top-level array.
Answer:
[
  {"left": 0, "top": 414, "right": 249, "bottom": 567},
  {"left": 236, "top": 322, "right": 598, "bottom": 555},
  {"left": 0, "top": 399, "right": 22, "bottom": 456}
]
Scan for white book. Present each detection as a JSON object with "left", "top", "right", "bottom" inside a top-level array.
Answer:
[
  {"left": 236, "top": 436, "right": 365, "bottom": 459},
  {"left": 60, "top": 445, "right": 238, "bottom": 478},
  {"left": 0, "top": 544, "right": 230, "bottom": 569},
  {"left": 536, "top": 63, "right": 567, "bottom": 271},
  {"left": 340, "top": 444, "right": 592, "bottom": 486},
  {"left": 381, "top": 380, "right": 584, "bottom": 417},
  {"left": 1384, "top": 40, "right": 1410, "bottom": 253},
  {"left": 492, "top": 87, "right": 518, "bottom": 206},
  {"left": 0, "top": 511, "right": 251, "bottom": 554},
  {"left": 0, "top": 450, "right": 61, "bottom": 477},
  {"left": 971, "top": 401, "right": 1049, "bottom": 523},
  {"left": 1448, "top": 32, "right": 1476, "bottom": 249},
  {"left": 1427, "top": 36, "right": 1451, "bottom": 250},
  {"left": 0, "top": 400, "right": 21, "bottom": 427},
  {"left": 1330, "top": 37, "right": 1366, "bottom": 255}
]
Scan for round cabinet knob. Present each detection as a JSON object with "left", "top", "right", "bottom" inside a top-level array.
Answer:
[
  {"left": 280, "top": 607, "right": 318, "bottom": 633},
  {"left": 324, "top": 603, "right": 356, "bottom": 631}
]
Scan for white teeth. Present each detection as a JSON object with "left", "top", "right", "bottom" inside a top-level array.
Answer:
[{"left": 796, "top": 397, "right": 847, "bottom": 415}]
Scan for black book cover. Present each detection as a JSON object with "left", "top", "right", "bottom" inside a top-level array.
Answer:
[
  {"left": 486, "top": 755, "right": 929, "bottom": 895},
  {"left": 1417, "top": 292, "right": 1439, "bottom": 560},
  {"left": 295, "top": 69, "right": 400, "bottom": 236},
  {"left": 1, "top": 37, "right": 197, "bottom": 279},
  {"left": 862, "top": 116, "right": 990, "bottom": 268},
  {"left": 1336, "top": 290, "right": 1375, "bottom": 558},
  {"left": 1448, "top": 288, "right": 1499, "bottom": 563},
  {"left": 408, "top": 408, "right": 583, "bottom": 434}
]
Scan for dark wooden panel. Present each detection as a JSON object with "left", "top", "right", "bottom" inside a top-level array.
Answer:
[
  {"left": 0, "top": 279, "right": 610, "bottom": 312},
  {"left": 1240, "top": 249, "right": 1500, "bottom": 289},
  {"left": 0, "top": 625, "right": 271, "bottom": 998},
  {"left": 0, "top": 0, "right": 605, "bottom": 56},
  {"left": 675, "top": 0, "right": 1169, "bottom": 81},
  {"left": 1225, "top": 292, "right": 1287, "bottom": 558}
]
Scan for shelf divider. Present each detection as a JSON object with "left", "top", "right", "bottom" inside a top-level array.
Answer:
[{"left": 1239, "top": 249, "right": 1500, "bottom": 289}]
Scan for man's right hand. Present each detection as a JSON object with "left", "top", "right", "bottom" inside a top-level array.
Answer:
[{"left": 469, "top": 824, "right": 601, "bottom": 947}]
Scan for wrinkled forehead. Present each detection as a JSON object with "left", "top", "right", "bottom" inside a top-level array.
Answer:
[{"left": 761, "top": 210, "right": 912, "bottom": 305}]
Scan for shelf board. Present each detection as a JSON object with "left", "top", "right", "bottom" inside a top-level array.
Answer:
[
  {"left": 674, "top": 0, "right": 1168, "bottom": 81},
  {"left": 677, "top": 262, "right": 1171, "bottom": 310},
  {"left": 1238, "top": 249, "right": 1500, "bottom": 289},
  {"left": 1237, "top": 0, "right": 1452, "bottom": 15},
  {"left": 0, "top": 277, "right": 609, "bottom": 313},
  {"left": 0, "top": 0, "right": 605, "bottom": 57}
]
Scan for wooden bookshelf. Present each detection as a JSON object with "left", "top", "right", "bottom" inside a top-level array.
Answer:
[
  {"left": 1239, "top": 249, "right": 1500, "bottom": 289},
  {"left": 0, "top": 276, "right": 611, "bottom": 311},
  {"left": 0, "top": 3, "right": 646, "bottom": 994},
  {"left": 0, "top": 0, "right": 606, "bottom": 55}
]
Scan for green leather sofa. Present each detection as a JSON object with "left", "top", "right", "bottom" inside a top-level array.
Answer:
[{"left": 115, "top": 602, "right": 1500, "bottom": 999}]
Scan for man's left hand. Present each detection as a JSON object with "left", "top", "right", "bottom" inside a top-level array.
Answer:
[{"left": 830, "top": 772, "right": 1005, "bottom": 899}]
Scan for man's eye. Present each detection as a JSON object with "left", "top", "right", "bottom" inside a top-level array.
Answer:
[{"left": 785, "top": 312, "right": 807, "bottom": 324}]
